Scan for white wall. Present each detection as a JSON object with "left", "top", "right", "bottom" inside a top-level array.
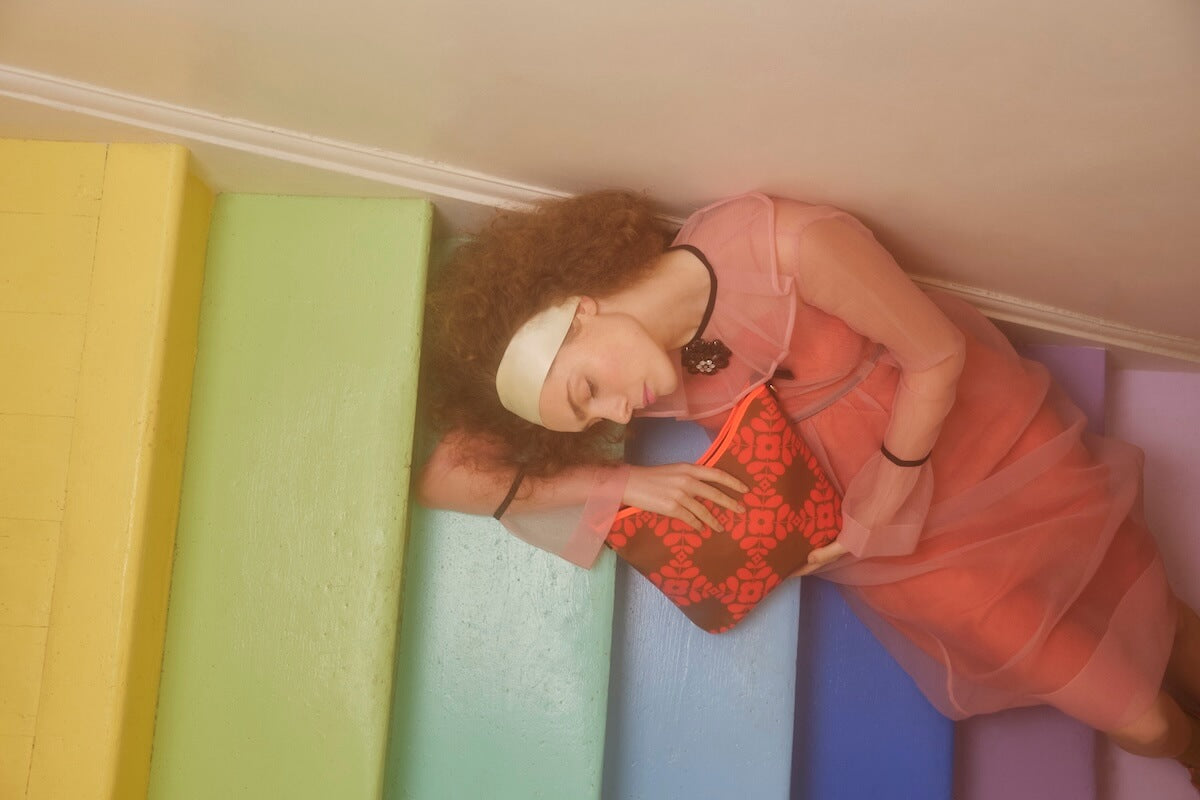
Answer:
[{"left": 2, "top": 0, "right": 1197, "bottom": 359}]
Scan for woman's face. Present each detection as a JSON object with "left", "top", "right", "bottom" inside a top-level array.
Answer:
[{"left": 537, "top": 297, "right": 678, "bottom": 432}]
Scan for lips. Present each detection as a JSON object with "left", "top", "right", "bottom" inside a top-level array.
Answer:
[{"left": 643, "top": 384, "right": 656, "bottom": 406}]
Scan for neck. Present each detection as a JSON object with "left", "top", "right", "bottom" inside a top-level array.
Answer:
[{"left": 598, "top": 248, "right": 712, "bottom": 350}]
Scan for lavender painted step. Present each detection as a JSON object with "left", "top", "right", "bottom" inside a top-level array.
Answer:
[
  {"left": 1105, "top": 367, "right": 1200, "bottom": 800},
  {"left": 953, "top": 345, "right": 1108, "bottom": 800}
]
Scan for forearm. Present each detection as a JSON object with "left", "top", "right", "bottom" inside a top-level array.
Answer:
[
  {"left": 833, "top": 353, "right": 960, "bottom": 559},
  {"left": 415, "top": 432, "right": 615, "bottom": 516},
  {"left": 881, "top": 340, "right": 966, "bottom": 462}
]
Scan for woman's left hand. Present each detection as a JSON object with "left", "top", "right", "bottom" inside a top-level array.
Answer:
[{"left": 796, "top": 540, "right": 849, "bottom": 576}]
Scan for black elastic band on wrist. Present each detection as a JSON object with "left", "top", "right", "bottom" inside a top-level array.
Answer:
[
  {"left": 493, "top": 465, "right": 527, "bottom": 519},
  {"left": 881, "top": 444, "right": 930, "bottom": 468}
]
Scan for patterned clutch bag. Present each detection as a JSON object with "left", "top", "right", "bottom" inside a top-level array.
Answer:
[{"left": 606, "top": 384, "right": 842, "bottom": 633}]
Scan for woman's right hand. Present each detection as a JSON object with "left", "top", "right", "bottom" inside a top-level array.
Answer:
[{"left": 622, "top": 464, "right": 749, "bottom": 532}]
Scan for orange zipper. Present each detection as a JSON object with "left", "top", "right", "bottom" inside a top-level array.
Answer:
[{"left": 693, "top": 384, "right": 765, "bottom": 466}]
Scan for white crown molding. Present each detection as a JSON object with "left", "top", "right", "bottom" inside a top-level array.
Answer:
[
  {"left": 914, "top": 276, "right": 1200, "bottom": 365},
  {"left": 0, "top": 62, "right": 565, "bottom": 211},
  {"left": 3, "top": 61, "right": 1197, "bottom": 366}
]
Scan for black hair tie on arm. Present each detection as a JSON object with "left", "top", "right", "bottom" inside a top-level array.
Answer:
[
  {"left": 881, "top": 444, "right": 931, "bottom": 468},
  {"left": 493, "top": 465, "right": 527, "bottom": 519}
]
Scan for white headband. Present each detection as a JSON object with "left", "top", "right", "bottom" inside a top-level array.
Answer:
[{"left": 495, "top": 296, "right": 581, "bottom": 425}]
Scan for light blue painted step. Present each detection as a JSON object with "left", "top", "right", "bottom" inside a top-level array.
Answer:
[{"left": 602, "top": 417, "right": 800, "bottom": 800}]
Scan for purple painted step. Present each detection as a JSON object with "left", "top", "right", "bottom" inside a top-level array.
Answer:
[{"left": 954, "top": 344, "right": 1107, "bottom": 800}]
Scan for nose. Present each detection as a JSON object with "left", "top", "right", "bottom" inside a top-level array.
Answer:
[{"left": 602, "top": 394, "right": 632, "bottom": 424}]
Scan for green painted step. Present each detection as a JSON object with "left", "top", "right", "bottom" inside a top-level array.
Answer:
[
  {"left": 386, "top": 508, "right": 615, "bottom": 800},
  {"left": 148, "top": 194, "right": 431, "bottom": 800}
]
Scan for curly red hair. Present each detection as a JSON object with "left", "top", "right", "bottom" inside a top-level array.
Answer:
[{"left": 421, "top": 190, "right": 670, "bottom": 477}]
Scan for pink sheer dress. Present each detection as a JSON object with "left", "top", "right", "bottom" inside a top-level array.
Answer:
[{"left": 504, "top": 192, "right": 1175, "bottom": 732}]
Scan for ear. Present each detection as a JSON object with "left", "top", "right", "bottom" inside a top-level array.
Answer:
[
  {"left": 564, "top": 296, "right": 594, "bottom": 341},
  {"left": 576, "top": 296, "right": 599, "bottom": 317}
]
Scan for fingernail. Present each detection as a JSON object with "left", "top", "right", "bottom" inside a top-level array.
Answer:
[{"left": 737, "top": 505, "right": 746, "bottom": 513}]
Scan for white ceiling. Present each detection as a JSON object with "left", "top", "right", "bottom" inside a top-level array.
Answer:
[{"left": 2, "top": 0, "right": 1197, "bottom": 359}]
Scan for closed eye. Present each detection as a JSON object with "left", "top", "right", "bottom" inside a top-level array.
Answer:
[
  {"left": 567, "top": 376, "right": 590, "bottom": 424},
  {"left": 581, "top": 380, "right": 601, "bottom": 430}
]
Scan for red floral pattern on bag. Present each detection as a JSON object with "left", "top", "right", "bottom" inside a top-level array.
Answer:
[{"left": 607, "top": 385, "right": 842, "bottom": 633}]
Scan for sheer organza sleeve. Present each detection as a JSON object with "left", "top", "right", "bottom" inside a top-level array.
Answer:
[
  {"left": 499, "top": 465, "right": 629, "bottom": 568},
  {"left": 774, "top": 201, "right": 966, "bottom": 558},
  {"left": 419, "top": 428, "right": 628, "bottom": 569}
]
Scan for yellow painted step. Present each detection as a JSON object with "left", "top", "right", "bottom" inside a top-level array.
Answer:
[{"left": 0, "top": 140, "right": 212, "bottom": 800}]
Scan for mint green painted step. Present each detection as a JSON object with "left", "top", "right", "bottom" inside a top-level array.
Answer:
[
  {"left": 148, "top": 195, "right": 431, "bottom": 800},
  {"left": 386, "top": 508, "right": 615, "bottom": 800}
]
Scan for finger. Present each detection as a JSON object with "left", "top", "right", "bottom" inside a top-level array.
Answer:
[
  {"left": 693, "top": 465, "right": 750, "bottom": 495},
  {"left": 797, "top": 557, "right": 831, "bottom": 576},
  {"left": 675, "top": 507, "right": 706, "bottom": 532},
  {"left": 807, "top": 542, "right": 847, "bottom": 565},
  {"left": 807, "top": 548, "right": 834, "bottom": 565},
  {"left": 797, "top": 552, "right": 844, "bottom": 577},
  {"left": 682, "top": 497, "right": 723, "bottom": 532},
  {"left": 690, "top": 480, "right": 745, "bottom": 514}
]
